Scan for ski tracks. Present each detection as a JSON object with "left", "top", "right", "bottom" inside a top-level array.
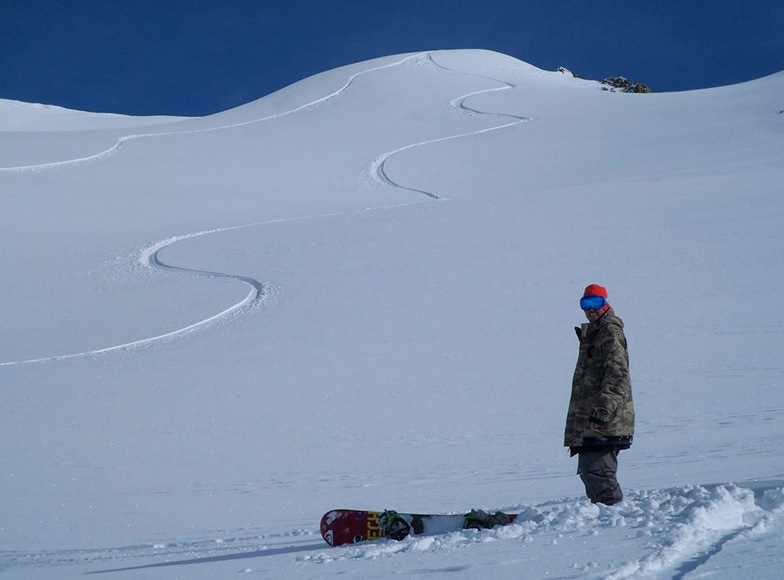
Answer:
[
  {"left": 370, "top": 52, "right": 531, "bottom": 199},
  {"left": 0, "top": 528, "right": 323, "bottom": 576},
  {"left": 0, "top": 51, "right": 531, "bottom": 366},
  {"left": 0, "top": 53, "right": 431, "bottom": 174},
  {"left": 607, "top": 483, "right": 784, "bottom": 579}
]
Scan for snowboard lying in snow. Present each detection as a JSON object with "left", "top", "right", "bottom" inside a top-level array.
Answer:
[{"left": 320, "top": 508, "right": 518, "bottom": 546}]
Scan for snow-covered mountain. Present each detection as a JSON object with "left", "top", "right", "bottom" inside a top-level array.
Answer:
[{"left": 1, "top": 50, "right": 782, "bottom": 578}]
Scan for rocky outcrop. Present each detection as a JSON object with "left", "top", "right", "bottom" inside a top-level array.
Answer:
[
  {"left": 556, "top": 67, "right": 585, "bottom": 79},
  {"left": 555, "top": 68, "right": 651, "bottom": 93},
  {"left": 601, "top": 76, "right": 651, "bottom": 93}
]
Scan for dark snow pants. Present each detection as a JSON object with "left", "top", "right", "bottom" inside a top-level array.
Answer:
[{"left": 577, "top": 448, "right": 623, "bottom": 505}]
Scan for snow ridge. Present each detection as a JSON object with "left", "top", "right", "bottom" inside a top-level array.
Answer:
[
  {"left": 0, "top": 53, "right": 430, "bottom": 173},
  {"left": 608, "top": 484, "right": 784, "bottom": 578}
]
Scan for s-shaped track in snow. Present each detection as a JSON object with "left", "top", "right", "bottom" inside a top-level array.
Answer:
[
  {"left": 0, "top": 51, "right": 531, "bottom": 366},
  {"left": 370, "top": 52, "right": 531, "bottom": 199}
]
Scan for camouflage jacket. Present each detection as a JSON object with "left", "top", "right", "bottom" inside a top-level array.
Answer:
[{"left": 564, "top": 307, "right": 635, "bottom": 448}]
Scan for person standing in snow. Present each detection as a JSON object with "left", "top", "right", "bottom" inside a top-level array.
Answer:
[{"left": 564, "top": 284, "right": 634, "bottom": 505}]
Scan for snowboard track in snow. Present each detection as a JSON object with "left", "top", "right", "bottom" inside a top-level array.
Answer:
[
  {"left": 370, "top": 53, "right": 531, "bottom": 199},
  {"left": 3, "top": 482, "right": 782, "bottom": 577},
  {"left": 0, "top": 51, "right": 532, "bottom": 366}
]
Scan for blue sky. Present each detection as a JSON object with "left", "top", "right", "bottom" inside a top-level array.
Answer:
[{"left": 3, "top": 0, "right": 784, "bottom": 116}]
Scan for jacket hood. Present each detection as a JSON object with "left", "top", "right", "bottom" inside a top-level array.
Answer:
[{"left": 600, "top": 307, "right": 624, "bottom": 331}]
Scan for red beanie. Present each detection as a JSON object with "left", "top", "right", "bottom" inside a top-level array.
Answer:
[{"left": 583, "top": 284, "right": 608, "bottom": 299}]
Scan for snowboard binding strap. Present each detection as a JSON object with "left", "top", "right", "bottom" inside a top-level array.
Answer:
[
  {"left": 463, "top": 509, "right": 512, "bottom": 530},
  {"left": 378, "top": 510, "right": 412, "bottom": 540}
]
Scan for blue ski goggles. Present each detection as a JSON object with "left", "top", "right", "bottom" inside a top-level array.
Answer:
[{"left": 580, "top": 295, "right": 607, "bottom": 311}]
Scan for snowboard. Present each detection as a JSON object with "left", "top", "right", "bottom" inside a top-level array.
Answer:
[{"left": 320, "top": 508, "right": 518, "bottom": 546}]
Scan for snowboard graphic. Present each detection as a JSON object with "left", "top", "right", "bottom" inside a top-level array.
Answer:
[{"left": 320, "top": 508, "right": 518, "bottom": 546}]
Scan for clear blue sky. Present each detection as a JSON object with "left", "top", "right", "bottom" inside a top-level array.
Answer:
[{"left": 3, "top": 0, "right": 783, "bottom": 116}]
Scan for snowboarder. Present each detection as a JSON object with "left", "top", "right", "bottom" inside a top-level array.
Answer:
[{"left": 565, "top": 284, "right": 634, "bottom": 505}]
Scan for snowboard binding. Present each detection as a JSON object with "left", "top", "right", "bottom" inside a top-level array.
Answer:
[
  {"left": 462, "top": 509, "right": 512, "bottom": 530},
  {"left": 378, "top": 510, "right": 412, "bottom": 540}
]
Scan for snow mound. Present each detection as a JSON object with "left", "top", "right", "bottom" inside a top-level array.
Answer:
[
  {"left": 4, "top": 484, "right": 780, "bottom": 578},
  {"left": 296, "top": 484, "right": 784, "bottom": 578}
]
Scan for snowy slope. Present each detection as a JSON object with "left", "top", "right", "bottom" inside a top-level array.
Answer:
[{"left": 1, "top": 50, "right": 783, "bottom": 578}]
